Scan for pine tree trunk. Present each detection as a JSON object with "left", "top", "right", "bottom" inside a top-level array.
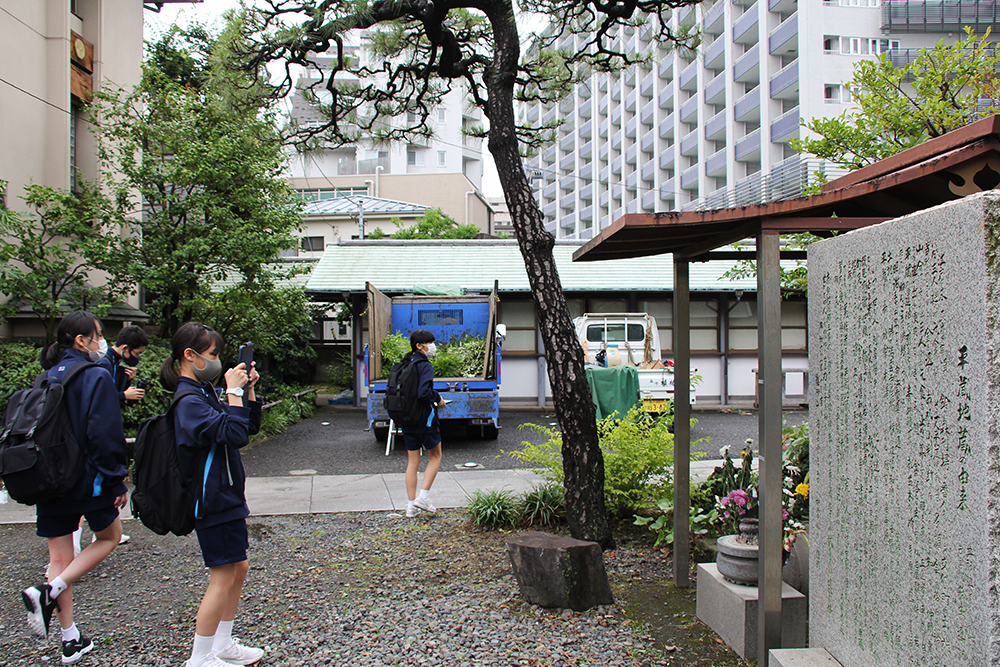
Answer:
[{"left": 483, "top": 3, "right": 614, "bottom": 550}]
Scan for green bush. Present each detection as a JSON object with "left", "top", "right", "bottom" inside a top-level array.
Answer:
[
  {"left": 507, "top": 405, "right": 679, "bottom": 517},
  {"left": 379, "top": 331, "right": 487, "bottom": 379},
  {"left": 0, "top": 339, "right": 44, "bottom": 417},
  {"left": 519, "top": 482, "right": 565, "bottom": 527},
  {"left": 466, "top": 488, "right": 520, "bottom": 529}
]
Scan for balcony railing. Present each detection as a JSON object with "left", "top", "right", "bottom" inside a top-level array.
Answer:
[
  {"left": 882, "top": 0, "right": 1000, "bottom": 34},
  {"left": 735, "top": 128, "right": 761, "bottom": 161},
  {"left": 659, "top": 86, "right": 675, "bottom": 110},
  {"left": 681, "top": 95, "right": 700, "bottom": 123},
  {"left": 706, "top": 72, "right": 727, "bottom": 105},
  {"left": 768, "top": 12, "right": 797, "bottom": 56},
  {"left": 684, "top": 154, "right": 851, "bottom": 210},
  {"left": 734, "top": 86, "right": 761, "bottom": 121},
  {"left": 733, "top": 6, "right": 760, "bottom": 44},
  {"left": 769, "top": 61, "right": 799, "bottom": 99},
  {"left": 703, "top": 1, "right": 726, "bottom": 34},
  {"left": 680, "top": 165, "right": 700, "bottom": 190},
  {"left": 770, "top": 106, "right": 800, "bottom": 143},
  {"left": 705, "top": 109, "right": 727, "bottom": 141},
  {"left": 680, "top": 61, "right": 699, "bottom": 91},
  {"left": 734, "top": 44, "right": 760, "bottom": 83},
  {"left": 705, "top": 36, "right": 727, "bottom": 71},
  {"left": 706, "top": 148, "right": 727, "bottom": 177},
  {"left": 680, "top": 129, "right": 700, "bottom": 156}
]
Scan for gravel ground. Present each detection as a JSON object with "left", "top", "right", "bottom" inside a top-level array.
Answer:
[{"left": 0, "top": 512, "right": 744, "bottom": 667}]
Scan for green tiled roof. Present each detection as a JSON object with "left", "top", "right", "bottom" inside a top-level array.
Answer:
[{"left": 306, "top": 240, "right": 783, "bottom": 295}]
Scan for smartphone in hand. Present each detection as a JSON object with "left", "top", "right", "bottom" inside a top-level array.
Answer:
[{"left": 237, "top": 342, "right": 254, "bottom": 382}]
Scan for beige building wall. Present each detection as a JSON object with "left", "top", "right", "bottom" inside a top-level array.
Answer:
[
  {"left": 289, "top": 172, "right": 495, "bottom": 234},
  {"left": 0, "top": 0, "right": 143, "bottom": 337}
]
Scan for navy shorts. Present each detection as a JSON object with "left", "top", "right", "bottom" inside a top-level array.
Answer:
[
  {"left": 36, "top": 505, "right": 119, "bottom": 538},
  {"left": 403, "top": 428, "right": 442, "bottom": 452},
  {"left": 196, "top": 518, "right": 249, "bottom": 568}
]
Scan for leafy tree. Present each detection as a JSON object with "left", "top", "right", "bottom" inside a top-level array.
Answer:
[
  {"left": 792, "top": 28, "right": 1000, "bottom": 170},
  {"left": 196, "top": 284, "right": 319, "bottom": 383},
  {"left": 0, "top": 182, "right": 123, "bottom": 342},
  {"left": 92, "top": 27, "right": 304, "bottom": 338},
  {"left": 237, "top": 0, "right": 702, "bottom": 548},
  {"left": 389, "top": 208, "right": 480, "bottom": 239}
]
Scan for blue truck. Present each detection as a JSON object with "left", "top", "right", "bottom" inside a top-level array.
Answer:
[{"left": 364, "top": 282, "right": 503, "bottom": 443}]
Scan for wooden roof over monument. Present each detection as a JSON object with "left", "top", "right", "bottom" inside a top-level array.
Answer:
[{"left": 573, "top": 115, "right": 1000, "bottom": 262}]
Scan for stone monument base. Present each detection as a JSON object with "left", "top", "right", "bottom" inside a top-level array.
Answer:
[
  {"left": 696, "top": 563, "right": 807, "bottom": 660},
  {"left": 770, "top": 648, "right": 843, "bottom": 667}
]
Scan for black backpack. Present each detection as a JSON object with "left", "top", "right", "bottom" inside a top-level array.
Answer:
[
  {"left": 0, "top": 362, "right": 98, "bottom": 505},
  {"left": 384, "top": 357, "right": 432, "bottom": 427},
  {"left": 130, "top": 389, "right": 205, "bottom": 536}
]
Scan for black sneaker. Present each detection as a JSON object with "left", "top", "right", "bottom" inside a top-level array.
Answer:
[
  {"left": 21, "top": 583, "right": 60, "bottom": 638},
  {"left": 61, "top": 635, "right": 94, "bottom": 665}
]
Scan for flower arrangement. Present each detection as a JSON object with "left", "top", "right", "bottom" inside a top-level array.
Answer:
[{"left": 708, "top": 441, "right": 807, "bottom": 554}]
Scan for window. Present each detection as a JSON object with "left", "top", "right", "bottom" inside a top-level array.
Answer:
[
  {"left": 727, "top": 300, "right": 808, "bottom": 352},
  {"left": 406, "top": 112, "right": 417, "bottom": 124},
  {"left": 298, "top": 187, "right": 368, "bottom": 201},
  {"left": 823, "top": 35, "right": 838, "bottom": 53},
  {"left": 418, "top": 309, "right": 463, "bottom": 326},
  {"left": 70, "top": 99, "right": 80, "bottom": 192},
  {"left": 300, "top": 236, "right": 324, "bottom": 252},
  {"left": 499, "top": 300, "right": 537, "bottom": 352},
  {"left": 438, "top": 151, "right": 447, "bottom": 167},
  {"left": 824, "top": 84, "right": 853, "bottom": 104},
  {"left": 586, "top": 323, "right": 647, "bottom": 343},
  {"left": 407, "top": 150, "right": 424, "bottom": 166},
  {"left": 438, "top": 108, "right": 446, "bottom": 122}
]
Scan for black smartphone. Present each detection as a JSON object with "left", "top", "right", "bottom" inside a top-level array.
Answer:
[{"left": 237, "top": 342, "right": 254, "bottom": 380}]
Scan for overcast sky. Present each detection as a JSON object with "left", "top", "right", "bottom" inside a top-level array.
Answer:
[{"left": 144, "top": 0, "right": 521, "bottom": 198}]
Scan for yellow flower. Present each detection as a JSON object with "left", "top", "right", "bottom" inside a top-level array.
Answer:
[{"left": 795, "top": 483, "right": 809, "bottom": 499}]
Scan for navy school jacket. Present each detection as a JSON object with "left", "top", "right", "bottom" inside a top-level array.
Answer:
[
  {"left": 402, "top": 352, "right": 441, "bottom": 432},
  {"left": 172, "top": 376, "right": 262, "bottom": 529},
  {"left": 97, "top": 346, "right": 132, "bottom": 403},
  {"left": 36, "top": 349, "right": 129, "bottom": 516}
]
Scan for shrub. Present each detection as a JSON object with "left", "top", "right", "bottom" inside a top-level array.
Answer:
[
  {"left": 0, "top": 338, "right": 44, "bottom": 417},
  {"left": 507, "top": 405, "right": 679, "bottom": 517},
  {"left": 379, "top": 332, "right": 488, "bottom": 379},
  {"left": 466, "top": 488, "right": 519, "bottom": 529},
  {"left": 519, "top": 482, "right": 565, "bottom": 527}
]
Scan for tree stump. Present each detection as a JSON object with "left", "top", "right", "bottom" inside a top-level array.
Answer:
[{"left": 506, "top": 531, "right": 613, "bottom": 611}]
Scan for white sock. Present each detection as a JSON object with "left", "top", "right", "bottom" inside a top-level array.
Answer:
[
  {"left": 418, "top": 489, "right": 430, "bottom": 501},
  {"left": 190, "top": 634, "right": 215, "bottom": 664},
  {"left": 49, "top": 577, "right": 68, "bottom": 599},
  {"left": 213, "top": 619, "right": 234, "bottom": 651},
  {"left": 61, "top": 623, "right": 80, "bottom": 642},
  {"left": 72, "top": 527, "right": 82, "bottom": 555},
  {"left": 407, "top": 500, "right": 417, "bottom": 510}
]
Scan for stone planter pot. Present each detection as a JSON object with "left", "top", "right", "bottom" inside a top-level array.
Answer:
[{"left": 716, "top": 534, "right": 760, "bottom": 585}]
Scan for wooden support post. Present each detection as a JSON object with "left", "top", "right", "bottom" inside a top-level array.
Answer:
[
  {"left": 757, "top": 231, "right": 783, "bottom": 665},
  {"left": 672, "top": 258, "right": 691, "bottom": 587}
]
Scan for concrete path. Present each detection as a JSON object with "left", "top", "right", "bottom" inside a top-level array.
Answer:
[{"left": 0, "top": 459, "right": 727, "bottom": 525}]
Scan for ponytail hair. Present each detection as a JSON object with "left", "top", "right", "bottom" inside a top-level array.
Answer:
[
  {"left": 403, "top": 329, "right": 435, "bottom": 364},
  {"left": 41, "top": 311, "right": 100, "bottom": 369},
  {"left": 159, "top": 321, "right": 225, "bottom": 391}
]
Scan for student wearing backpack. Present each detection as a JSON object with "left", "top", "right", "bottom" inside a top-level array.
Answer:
[
  {"left": 96, "top": 324, "right": 150, "bottom": 547},
  {"left": 19, "top": 311, "right": 129, "bottom": 665},
  {"left": 160, "top": 322, "right": 263, "bottom": 667},
  {"left": 401, "top": 330, "right": 447, "bottom": 518},
  {"left": 99, "top": 324, "right": 149, "bottom": 406}
]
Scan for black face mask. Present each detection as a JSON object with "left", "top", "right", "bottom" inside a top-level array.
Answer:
[{"left": 123, "top": 349, "right": 140, "bottom": 367}]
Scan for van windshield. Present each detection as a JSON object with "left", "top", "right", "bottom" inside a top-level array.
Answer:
[{"left": 586, "top": 323, "right": 646, "bottom": 343}]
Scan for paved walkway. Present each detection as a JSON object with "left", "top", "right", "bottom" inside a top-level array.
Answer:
[{"left": 0, "top": 460, "right": 728, "bottom": 525}]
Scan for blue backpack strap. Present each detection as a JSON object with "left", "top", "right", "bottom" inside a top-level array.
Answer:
[{"left": 195, "top": 443, "right": 217, "bottom": 519}]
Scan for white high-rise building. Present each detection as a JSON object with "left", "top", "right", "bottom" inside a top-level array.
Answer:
[
  {"left": 286, "top": 30, "right": 489, "bottom": 229},
  {"left": 520, "top": 0, "right": 1000, "bottom": 240}
]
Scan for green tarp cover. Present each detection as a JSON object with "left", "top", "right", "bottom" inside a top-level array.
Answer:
[{"left": 585, "top": 365, "right": 640, "bottom": 420}]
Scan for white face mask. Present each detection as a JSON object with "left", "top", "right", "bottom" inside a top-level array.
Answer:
[
  {"left": 424, "top": 342, "right": 437, "bottom": 357},
  {"left": 88, "top": 336, "right": 108, "bottom": 361}
]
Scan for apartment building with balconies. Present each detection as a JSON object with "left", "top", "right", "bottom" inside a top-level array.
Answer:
[
  {"left": 521, "top": 0, "right": 1000, "bottom": 239},
  {"left": 285, "top": 30, "right": 493, "bottom": 233}
]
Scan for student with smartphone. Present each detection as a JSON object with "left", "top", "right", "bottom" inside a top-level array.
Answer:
[
  {"left": 400, "top": 330, "right": 446, "bottom": 518},
  {"left": 159, "top": 322, "right": 263, "bottom": 667}
]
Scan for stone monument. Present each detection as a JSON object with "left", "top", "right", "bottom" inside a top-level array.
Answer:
[{"left": 807, "top": 191, "right": 1000, "bottom": 667}]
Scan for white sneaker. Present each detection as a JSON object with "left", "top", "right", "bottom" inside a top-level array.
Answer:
[
  {"left": 214, "top": 638, "right": 264, "bottom": 665},
  {"left": 119, "top": 534, "right": 130, "bottom": 545},
  {"left": 406, "top": 505, "right": 420, "bottom": 518},
  {"left": 413, "top": 497, "right": 437, "bottom": 513},
  {"left": 185, "top": 655, "right": 234, "bottom": 667}
]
